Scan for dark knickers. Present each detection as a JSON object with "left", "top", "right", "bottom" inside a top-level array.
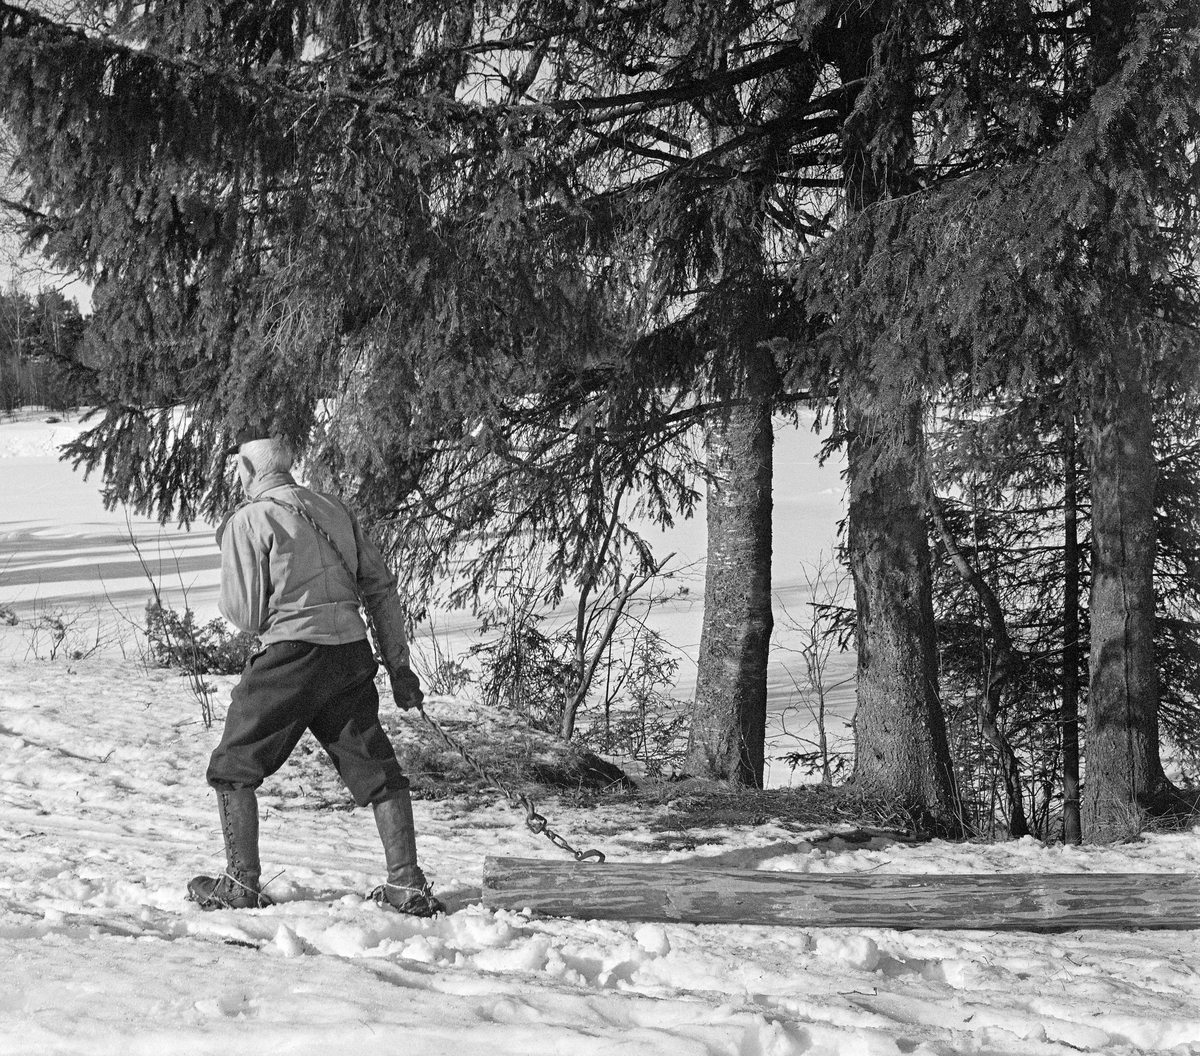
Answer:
[{"left": 206, "top": 638, "right": 408, "bottom": 807}]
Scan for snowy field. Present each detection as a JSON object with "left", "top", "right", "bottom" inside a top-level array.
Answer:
[
  {"left": 2, "top": 410, "right": 1200, "bottom": 1055},
  {"left": 2, "top": 656, "right": 1199, "bottom": 1055}
]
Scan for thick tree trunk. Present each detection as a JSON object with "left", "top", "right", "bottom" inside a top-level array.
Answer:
[
  {"left": 1062, "top": 401, "right": 1083, "bottom": 844},
  {"left": 846, "top": 391, "right": 959, "bottom": 827},
  {"left": 1083, "top": 329, "right": 1170, "bottom": 840},
  {"left": 687, "top": 348, "right": 774, "bottom": 787},
  {"left": 681, "top": 19, "right": 826, "bottom": 787},
  {"left": 830, "top": 1, "right": 958, "bottom": 830}
]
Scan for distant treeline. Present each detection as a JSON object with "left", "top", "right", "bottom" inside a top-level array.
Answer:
[{"left": 0, "top": 288, "right": 91, "bottom": 413}]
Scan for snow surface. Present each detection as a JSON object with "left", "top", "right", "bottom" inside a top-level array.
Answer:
[
  {"left": 2, "top": 656, "right": 1199, "bottom": 1055},
  {"left": 0, "top": 411, "right": 219, "bottom": 634},
  {"left": 2, "top": 411, "right": 1200, "bottom": 1055}
]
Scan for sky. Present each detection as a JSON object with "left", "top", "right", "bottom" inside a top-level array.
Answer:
[{"left": 0, "top": 224, "right": 92, "bottom": 313}]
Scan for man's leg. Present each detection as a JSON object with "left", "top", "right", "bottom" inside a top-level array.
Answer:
[
  {"left": 309, "top": 640, "right": 444, "bottom": 916},
  {"left": 187, "top": 788, "right": 271, "bottom": 909},
  {"left": 206, "top": 641, "right": 323, "bottom": 790},
  {"left": 191, "top": 641, "right": 322, "bottom": 909},
  {"left": 371, "top": 790, "right": 444, "bottom": 916}
]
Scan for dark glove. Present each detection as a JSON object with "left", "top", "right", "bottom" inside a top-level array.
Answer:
[{"left": 390, "top": 665, "right": 425, "bottom": 711}]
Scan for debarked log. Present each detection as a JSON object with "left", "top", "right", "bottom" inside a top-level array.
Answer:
[{"left": 482, "top": 856, "right": 1200, "bottom": 930}]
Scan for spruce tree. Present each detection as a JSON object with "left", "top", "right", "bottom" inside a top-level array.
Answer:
[
  {"left": 827, "top": 0, "right": 960, "bottom": 828},
  {"left": 795, "top": 0, "right": 1200, "bottom": 838},
  {"left": 0, "top": 3, "right": 847, "bottom": 779}
]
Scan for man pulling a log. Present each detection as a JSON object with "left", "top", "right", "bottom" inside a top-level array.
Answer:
[{"left": 188, "top": 428, "right": 444, "bottom": 917}]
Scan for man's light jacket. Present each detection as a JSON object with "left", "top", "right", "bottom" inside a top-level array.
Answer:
[{"left": 216, "top": 470, "right": 412, "bottom": 676}]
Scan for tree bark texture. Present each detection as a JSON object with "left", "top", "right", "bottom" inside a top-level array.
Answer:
[
  {"left": 1075, "top": 0, "right": 1180, "bottom": 844},
  {"left": 687, "top": 348, "right": 774, "bottom": 787},
  {"left": 846, "top": 391, "right": 958, "bottom": 825},
  {"left": 1083, "top": 329, "right": 1167, "bottom": 840},
  {"left": 682, "top": 22, "right": 828, "bottom": 787},
  {"left": 832, "top": 1, "right": 958, "bottom": 829},
  {"left": 1062, "top": 401, "right": 1083, "bottom": 844}
]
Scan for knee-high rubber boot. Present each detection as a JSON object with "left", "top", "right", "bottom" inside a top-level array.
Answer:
[
  {"left": 187, "top": 788, "right": 273, "bottom": 910},
  {"left": 370, "top": 790, "right": 445, "bottom": 917}
]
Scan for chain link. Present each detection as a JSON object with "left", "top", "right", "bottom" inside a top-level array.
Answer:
[
  {"left": 241, "top": 493, "right": 607, "bottom": 864},
  {"left": 414, "top": 706, "right": 606, "bottom": 863}
]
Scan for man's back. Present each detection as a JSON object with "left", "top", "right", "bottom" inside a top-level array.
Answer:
[{"left": 217, "top": 471, "right": 368, "bottom": 647}]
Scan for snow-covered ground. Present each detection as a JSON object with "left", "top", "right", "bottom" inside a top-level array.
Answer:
[
  {"left": 2, "top": 655, "right": 1199, "bottom": 1055},
  {"left": 3, "top": 410, "right": 1200, "bottom": 1055}
]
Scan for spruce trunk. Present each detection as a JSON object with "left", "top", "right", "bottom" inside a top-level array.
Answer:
[
  {"left": 687, "top": 358, "right": 774, "bottom": 787},
  {"left": 1083, "top": 330, "right": 1168, "bottom": 840},
  {"left": 1062, "top": 402, "right": 1083, "bottom": 845},
  {"left": 833, "top": 2, "right": 958, "bottom": 829},
  {"left": 845, "top": 393, "right": 957, "bottom": 824}
]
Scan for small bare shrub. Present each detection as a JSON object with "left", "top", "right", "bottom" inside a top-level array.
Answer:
[
  {"left": 578, "top": 630, "right": 687, "bottom": 781},
  {"left": 472, "top": 618, "right": 574, "bottom": 734},
  {"left": 21, "top": 603, "right": 112, "bottom": 661}
]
